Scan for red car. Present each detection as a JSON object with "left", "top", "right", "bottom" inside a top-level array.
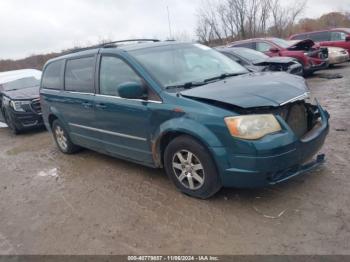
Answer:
[
  {"left": 229, "top": 37, "right": 329, "bottom": 75},
  {"left": 289, "top": 28, "right": 350, "bottom": 53}
]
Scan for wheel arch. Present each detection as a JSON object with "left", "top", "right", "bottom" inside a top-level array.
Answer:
[{"left": 151, "top": 118, "right": 224, "bottom": 168}]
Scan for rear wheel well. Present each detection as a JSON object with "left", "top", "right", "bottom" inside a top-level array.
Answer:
[{"left": 48, "top": 114, "right": 58, "bottom": 128}]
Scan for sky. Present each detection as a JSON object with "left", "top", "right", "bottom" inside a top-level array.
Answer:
[{"left": 0, "top": 0, "right": 349, "bottom": 59}]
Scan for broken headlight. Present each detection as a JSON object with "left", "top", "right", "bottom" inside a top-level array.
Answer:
[{"left": 224, "top": 114, "right": 282, "bottom": 140}]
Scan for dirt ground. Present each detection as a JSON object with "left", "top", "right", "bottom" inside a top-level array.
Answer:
[{"left": 0, "top": 65, "right": 349, "bottom": 255}]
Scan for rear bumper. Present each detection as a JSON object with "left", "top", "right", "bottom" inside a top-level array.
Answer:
[{"left": 213, "top": 104, "right": 329, "bottom": 188}]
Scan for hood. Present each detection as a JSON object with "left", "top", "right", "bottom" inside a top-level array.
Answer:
[
  {"left": 287, "top": 39, "right": 316, "bottom": 50},
  {"left": 1, "top": 85, "right": 40, "bottom": 100},
  {"left": 253, "top": 56, "right": 296, "bottom": 66},
  {"left": 180, "top": 72, "right": 308, "bottom": 108}
]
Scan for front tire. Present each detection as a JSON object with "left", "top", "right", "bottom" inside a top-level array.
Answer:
[
  {"left": 3, "top": 108, "right": 19, "bottom": 135},
  {"left": 164, "top": 135, "right": 222, "bottom": 199},
  {"left": 52, "top": 120, "right": 80, "bottom": 154}
]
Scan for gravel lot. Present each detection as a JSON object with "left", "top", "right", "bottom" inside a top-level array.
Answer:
[{"left": 0, "top": 64, "right": 349, "bottom": 255}]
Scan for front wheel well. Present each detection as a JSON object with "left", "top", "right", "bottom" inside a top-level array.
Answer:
[
  {"left": 48, "top": 114, "right": 58, "bottom": 128},
  {"left": 158, "top": 131, "right": 210, "bottom": 167}
]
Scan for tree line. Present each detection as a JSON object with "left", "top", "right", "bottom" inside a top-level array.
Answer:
[{"left": 195, "top": 0, "right": 350, "bottom": 45}]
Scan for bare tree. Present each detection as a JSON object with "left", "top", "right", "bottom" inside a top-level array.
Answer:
[{"left": 195, "top": 0, "right": 307, "bottom": 44}]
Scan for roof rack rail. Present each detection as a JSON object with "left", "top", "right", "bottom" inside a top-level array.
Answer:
[
  {"left": 64, "top": 39, "right": 161, "bottom": 54},
  {"left": 102, "top": 39, "right": 160, "bottom": 48}
]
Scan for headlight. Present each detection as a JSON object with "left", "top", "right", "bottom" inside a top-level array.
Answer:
[
  {"left": 224, "top": 114, "right": 282, "bottom": 140},
  {"left": 10, "top": 100, "right": 31, "bottom": 112}
]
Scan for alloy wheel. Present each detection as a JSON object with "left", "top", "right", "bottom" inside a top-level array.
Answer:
[
  {"left": 55, "top": 125, "right": 68, "bottom": 151},
  {"left": 172, "top": 150, "right": 205, "bottom": 190}
]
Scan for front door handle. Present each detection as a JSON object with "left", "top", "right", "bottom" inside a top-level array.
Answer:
[
  {"left": 82, "top": 102, "right": 93, "bottom": 108},
  {"left": 96, "top": 103, "right": 107, "bottom": 109}
]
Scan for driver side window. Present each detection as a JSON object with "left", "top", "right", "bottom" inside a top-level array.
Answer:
[
  {"left": 99, "top": 56, "right": 143, "bottom": 97},
  {"left": 256, "top": 42, "right": 272, "bottom": 52}
]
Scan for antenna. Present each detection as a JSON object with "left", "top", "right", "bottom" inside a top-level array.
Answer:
[{"left": 166, "top": 6, "right": 173, "bottom": 40}]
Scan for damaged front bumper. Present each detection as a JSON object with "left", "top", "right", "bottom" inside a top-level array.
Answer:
[{"left": 213, "top": 103, "right": 330, "bottom": 188}]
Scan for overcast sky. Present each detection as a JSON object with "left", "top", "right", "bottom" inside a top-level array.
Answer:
[{"left": 0, "top": 0, "right": 348, "bottom": 59}]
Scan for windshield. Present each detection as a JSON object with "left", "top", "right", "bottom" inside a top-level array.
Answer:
[
  {"left": 1, "top": 77, "right": 40, "bottom": 91},
  {"left": 270, "top": 38, "right": 291, "bottom": 48},
  {"left": 130, "top": 43, "right": 248, "bottom": 88},
  {"left": 233, "top": 48, "right": 268, "bottom": 63}
]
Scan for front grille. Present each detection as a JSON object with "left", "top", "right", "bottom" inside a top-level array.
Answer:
[
  {"left": 319, "top": 48, "right": 328, "bottom": 59},
  {"left": 31, "top": 98, "right": 42, "bottom": 114},
  {"left": 285, "top": 103, "right": 308, "bottom": 138}
]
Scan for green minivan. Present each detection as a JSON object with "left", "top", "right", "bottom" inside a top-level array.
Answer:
[{"left": 40, "top": 40, "right": 329, "bottom": 198}]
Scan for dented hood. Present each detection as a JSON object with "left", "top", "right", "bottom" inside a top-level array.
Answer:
[
  {"left": 2, "top": 86, "right": 40, "bottom": 100},
  {"left": 180, "top": 72, "right": 308, "bottom": 108},
  {"left": 253, "top": 56, "right": 296, "bottom": 66},
  {"left": 287, "top": 39, "right": 316, "bottom": 50}
]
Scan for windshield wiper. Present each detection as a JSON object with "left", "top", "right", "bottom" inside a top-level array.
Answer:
[
  {"left": 204, "top": 72, "right": 245, "bottom": 83},
  {"left": 165, "top": 81, "right": 206, "bottom": 90}
]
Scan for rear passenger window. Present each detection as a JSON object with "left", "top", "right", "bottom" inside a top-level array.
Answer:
[
  {"left": 256, "top": 42, "right": 272, "bottom": 52},
  {"left": 65, "top": 57, "right": 95, "bottom": 93},
  {"left": 42, "top": 60, "right": 63, "bottom": 90},
  {"left": 99, "top": 56, "right": 143, "bottom": 96},
  {"left": 309, "top": 32, "right": 330, "bottom": 42}
]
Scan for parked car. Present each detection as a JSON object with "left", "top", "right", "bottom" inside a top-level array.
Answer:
[
  {"left": 229, "top": 37, "right": 329, "bottom": 75},
  {"left": 216, "top": 47, "right": 303, "bottom": 75},
  {"left": 289, "top": 28, "right": 350, "bottom": 53},
  {"left": 326, "top": 46, "right": 349, "bottom": 66},
  {"left": 0, "top": 69, "right": 43, "bottom": 134},
  {"left": 288, "top": 40, "right": 349, "bottom": 67},
  {"left": 40, "top": 40, "right": 329, "bottom": 199}
]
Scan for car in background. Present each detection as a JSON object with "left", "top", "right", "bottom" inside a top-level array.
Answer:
[
  {"left": 289, "top": 40, "right": 349, "bottom": 67},
  {"left": 216, "top": 47, "right": 303, "bottom": 75},
  {"left": 40, "top": 40, "right": 329, "bottom": 199},
  {"left": 327, "top": 46, "right": 349, "bottom": 66},
  {"left": 0, "top": 69, "right": 43, "bottom": 134},
  {"left": 289, "top": 28, "right": 350, "bottom": 53},
  {"left": 229, "top": 37, "right": 329, "bottom": 75}
]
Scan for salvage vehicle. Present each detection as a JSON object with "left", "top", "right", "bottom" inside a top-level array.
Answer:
[
  {"left": 288, "top": 41, "right": 349, "bottom": 67},
  {"left": 229, "top": 37, "right": 329, "bottom": 76},
  {"left": 289, "top": 28, "right": 350, "bottom": 53},
  {"left": 216, "top": 47, "right": 303, "bottom": 75},
  {"left": 0, "top": 69, "right": 43, "bottom": 134},
  {"left": 40, "top": 40, "right": 329, "bottom": 199}
]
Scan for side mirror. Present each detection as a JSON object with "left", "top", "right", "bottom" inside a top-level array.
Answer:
[
  {"left": 346, "top": 36, "right": 350, "bottom": 42},
  {"left": 269, "top": 47, "right": 279, "bottom": 53},
  {"left": 118, "top": 82, "right": 147, "bottom": 100}
]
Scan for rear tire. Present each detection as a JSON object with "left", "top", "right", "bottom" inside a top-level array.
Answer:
[
  {"left": 52, "top": 119, "right": 80, "bottom": 154},
  {"left": 164, "top": 135, "right": 222, "bottom": 199}
]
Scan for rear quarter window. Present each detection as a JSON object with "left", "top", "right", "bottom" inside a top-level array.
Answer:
[
  {"left": 64, "top": 56, "right": 95, "bottom": 93},
  {"left": 41, "top": 60, "right": 64, "bottom": 90}
]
